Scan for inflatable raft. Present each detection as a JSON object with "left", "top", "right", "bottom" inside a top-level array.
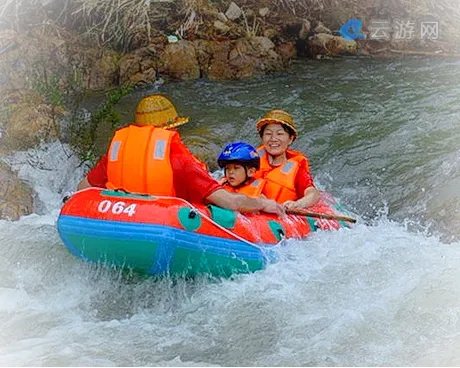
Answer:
[{"left": 57, "top": 188, "right": 353, "bottom": 278}]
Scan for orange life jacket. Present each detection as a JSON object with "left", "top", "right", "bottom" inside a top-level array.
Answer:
[
  {"left": 220, "top": 178, "right": 265, "bottom": 198},
  {"left": 255, "top": 146, "right": 310, "bottom": 203},
  {"left": 106, "top": 124, "right": 176, "bottom": 196}
]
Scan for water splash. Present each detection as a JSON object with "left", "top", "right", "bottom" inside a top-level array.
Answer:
[{"left": 2, "top": 59, "right": 460, "bottom": 365}]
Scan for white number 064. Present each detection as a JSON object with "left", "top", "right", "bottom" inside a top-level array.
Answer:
[{"left": 97, "top": 200, "right": 137, "bottom": 217}]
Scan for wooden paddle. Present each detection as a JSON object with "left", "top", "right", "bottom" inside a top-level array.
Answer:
[{"left": 287, "top": 208, "right": 357, "bottom": 223}]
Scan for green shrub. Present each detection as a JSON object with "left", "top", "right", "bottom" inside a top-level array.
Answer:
[{"left": 67, "top": 85, "right": 133, "bottom": 167}]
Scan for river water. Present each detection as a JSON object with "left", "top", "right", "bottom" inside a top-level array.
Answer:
[{"left": 1, "top": 58, "right": 460, "bottom": 366}]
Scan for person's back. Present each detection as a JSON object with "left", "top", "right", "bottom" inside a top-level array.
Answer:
[
  {"left": 78, "top": 94, "right": 191, "bottom": 195},
  {"left": 106, "top": 124, "right": 176, "bottom": 196},
  {"left": 77, "top": 94, "right": 284, "bottom": 216}
]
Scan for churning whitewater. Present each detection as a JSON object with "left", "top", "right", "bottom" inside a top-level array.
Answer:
[{"left": 2, "top": 58, "right": 460, "bottom": 366}]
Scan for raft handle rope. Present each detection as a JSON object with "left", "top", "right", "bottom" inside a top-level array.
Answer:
[
  {"left": 65, "top": 189, "right": 284, "bottom": 249},
  {"left": 277, "top": 228, "right": 286, "bottom": 246},
  {"left": 157, "top": 196, "right": 285, "bottom": 250}
]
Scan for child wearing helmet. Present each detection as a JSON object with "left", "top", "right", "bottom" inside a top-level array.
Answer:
[{"left": 217, "top": 142, "right": 265, "bottom": 198}]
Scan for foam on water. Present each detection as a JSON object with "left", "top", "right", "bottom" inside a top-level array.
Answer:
[
  {"left": 2, "top": 213, "right": 460, "bottom": 366},
  {"left": 1, "top": 142, "right": 460, "bottom": 366},
  {"left": 3, "top": 142, "right": 86, "bottom": 215},
  {"left": 3, "top": 57, "right": 460, "bottom": 365}
]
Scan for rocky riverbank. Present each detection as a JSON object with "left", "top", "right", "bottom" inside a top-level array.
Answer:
[{"left": 0, "top": 0, "right": 459, "bottom": 219}]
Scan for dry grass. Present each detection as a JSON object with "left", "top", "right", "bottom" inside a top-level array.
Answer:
[
  {"left": 242, "top": 9, "right": 260, "bottom": 38},
  {"left": 175, "top": 6, "right": 199, "bottom": 38},
  {"left": 0, "top": 0, "right": 176, "bottom": 50},
  {"left": 70, "top": 0, "right": 175, "bottom": 49},
  {"left": 0, "top": 0, "right": 46, "bottom": 32},
  {"left": 1, "top": 0, "right": 459, "bottom": 47},
  {"left": 271, "top": 0, "right": 460, "bottom": 44},
  {"left": 275, "top": 0, "right": 361, "bottom": 19}
]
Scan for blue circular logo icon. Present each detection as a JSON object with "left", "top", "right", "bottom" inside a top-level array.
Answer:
[{"left": 339, "top": 19, "right": 365, "bottom": 41}]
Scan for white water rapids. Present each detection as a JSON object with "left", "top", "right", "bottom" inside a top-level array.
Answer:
[
  {"left": 2, "top": 58, "right": 460, "bottom": 366},
  {"left": 1, "top": 140, "right": 460, "bottom": 366}
]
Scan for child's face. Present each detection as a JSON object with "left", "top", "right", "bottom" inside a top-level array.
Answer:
[{"left": 225, "top": 164, "right": 255, "bottom": 187}]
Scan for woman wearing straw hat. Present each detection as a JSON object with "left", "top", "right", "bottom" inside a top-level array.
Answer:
[
  {"left": 255, "top": 109, "right": 320, "bottom": 210},
  {"left": 77, "top": 94, "right": 283, "bottom": 215}
]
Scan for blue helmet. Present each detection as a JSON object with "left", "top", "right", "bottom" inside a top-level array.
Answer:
[{"left": 217, "top": 141, "right": 260, "bottom": 170}]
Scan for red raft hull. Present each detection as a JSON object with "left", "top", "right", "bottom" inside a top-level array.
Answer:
[{"left": 57, "top": 188, "right": 351, "bottom": 277}]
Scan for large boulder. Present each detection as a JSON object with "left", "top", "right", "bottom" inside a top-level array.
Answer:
[
  {"left": 0, "top": 30, "right": 121, "bottom": 93},
  {"left": 276, "top": 42, "right": 297, "bottom": 60},
  {"left": 0, "top": 162, "right": 34, "bottom": 221},
  {"left": 0, "top": 31, "right": 67, "bottom": 92},
  {"left": 64, "top": 41, "right": 121, "bottom": 90},
  {"left": 308, "top": 33, "right": 357, "bottom": 57},
  {"left": 228, "top": 37, "right": 283, "bottom": 78},
  {"left": 81, "top": 49, "right": 120, "bottom": 91},
  {"left": 194, "top": 36, "right": 284, "bottom": 80},
  {"left": 158, "top": 40, "right": 200, "bottom": 80},
  {"left": 2, "top": 99, "right": 61, "bottom": 152},
  {"left": 194, "top": 40, "right": 235, "bottom": 80},
  {"left": 119, "top": 46, "right": 158, "bottom": 86}
]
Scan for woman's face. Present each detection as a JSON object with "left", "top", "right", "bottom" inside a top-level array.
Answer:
[{"left": 261, "top": 123, "right": 294, "bottom": 157}]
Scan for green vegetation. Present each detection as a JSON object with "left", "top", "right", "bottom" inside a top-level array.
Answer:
[
  {"left": 68, "top": 85, "right": 133, "bottom": 166},
  {"left": 32, "top": 74, "right": 65, "bottom": 109},
  {"left": 27, "top": 65, "right": 132, "bottom": 165},
  {"left": 30, "top": 70, "right": 67, "bottom": 148},
  {"left": 0, "top": 0, "right": 178, "bottom": 50}
]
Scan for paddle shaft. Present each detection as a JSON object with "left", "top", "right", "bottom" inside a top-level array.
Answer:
[{"left": 287, "top": 208, "right": 357, "bottom": 223}]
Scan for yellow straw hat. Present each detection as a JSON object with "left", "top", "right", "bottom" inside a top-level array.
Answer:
[
  {"left": 135, "top": 94, "right": 189, "bottom": 129},
  {"left": 256, "top": 109, "right": 298, "bottom": 138}
]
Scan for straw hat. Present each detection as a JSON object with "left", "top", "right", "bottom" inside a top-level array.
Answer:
[
  {"left": 135, "top": 94, "right": 189, "bottom": 129},
  {"left": 255, "top": 109, "right": 298, "bottom": 138}
]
